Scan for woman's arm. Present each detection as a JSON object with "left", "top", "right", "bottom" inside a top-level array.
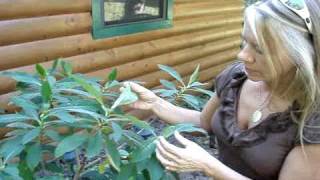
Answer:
[
  {"left": 201, "top": 154, "right": 251, "bottom": 180},
  {"left": 152, "top": 94, "right": 220, "bottom": 131},
  {"left": 278, "top": 145, "right": 320, "bottom": 180},
  {"left": 125, "top": 82, "right": 220, "bottom": 130}
]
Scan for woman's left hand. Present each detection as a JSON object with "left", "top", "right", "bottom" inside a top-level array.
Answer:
[{"left": 156, "top": 131, "right": 214, "bottom": 172}]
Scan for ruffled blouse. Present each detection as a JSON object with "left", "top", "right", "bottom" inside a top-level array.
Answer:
[{"left": 211, "top": 62, "right": 320, "bottom": 180}]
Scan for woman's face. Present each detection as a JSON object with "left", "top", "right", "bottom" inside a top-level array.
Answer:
[
  {"left": 237, "top": 23, "right": 271, "bottom": 82},
  {"left": 237, "top": 22, "right": 296, "bottom": 83}
]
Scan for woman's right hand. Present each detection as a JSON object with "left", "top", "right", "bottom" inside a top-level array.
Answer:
[{"left": 122, "top": 82, "right": 161, "bottom": 111}]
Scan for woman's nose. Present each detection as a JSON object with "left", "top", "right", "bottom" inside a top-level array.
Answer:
[{"left": 237, "top": 48, "right": 255, "bottom": 63}]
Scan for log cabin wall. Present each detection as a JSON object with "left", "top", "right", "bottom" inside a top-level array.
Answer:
[{"left": 0, "top": 0, "right": 243, "bottom": 136}]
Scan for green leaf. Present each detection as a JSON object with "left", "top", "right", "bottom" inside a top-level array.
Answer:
[
  {"left": 116, "top": 164, "right": 135, "bottom": 180},
  {"left": 104, "top": 80, "right": 120, "bottom": 90},
  {"left": 72, "top": 75, "right": 103, "bottom": 104},
  {"left": 26, "top": 142, "right": 41, "bottom": 170},
  {"left": 87, "top": 131, "right": 103, "bottom": 158},
  {"left": 0, "top": 114, "right": 32, "bottom": 124},
  {"left": 182, "top": 94, "right": 201, "bottom": 110},
  {"left": 49, "top": 59, "right": 61, "bottom": 75},
  {"left": 187, "top": 64, "right": 200, "bottom": 87},
  {"left": 61, "top": 61, "right": 73, "bottom": 76},
  {"left": 161, "top": 123, "right": 207, "bottom": 138},
  {"left": 18, "top": 159, "right": 34, "bottom": 180},
  {"left": 108, "top": 68, "right": 117, "bottom": 81},
  {"left": 111, "top": 85, "right": 138, "bottom": 109},
  {"left": 189, "top": 81, "right": 206, "bottom": 88},
  {"left": 146, "top": 155, "right": 164, "bottom": 180},
  {"left": 51, "top": 111, "right": 77, "bottom": 123},
  {"left": 6, "top": 122, "right": 35, "bottom": 129},
  {"left": 36, "top": 64, "right": 47, "bottom": 79},
  {"left": 122, "top": 130, "right": 144, "bottom": 146},
  {"left": 0, "top": 71, "right": 41, "bottom": 86},
  {"left": 130, "top": 137, "right": 157, "bottom": 163},
  {"left": 22, "top": 127, "right": 41, "bottom": 144},
  {"left": 105, "top": 137, "right": 120, "bottom": 171},
  {"left": 158, "top": 65, "right": 184, "bottom": 86},
  {"left": 10, "top": 96, "right": 39, "bottom": 120},
  {"left": 44, "top": 130, "right": 63, "bottom": 142},
  {"left": 153, "top": 89, "right": 177, "bottom": 98},
  {"left": 3, "top": 165, "right": 23, "bottom": 180},
  {"left": 192, "top": 87, "right": 215, "bottom": 97},
  {"left": 110, "top": 122, "right": 123, "bottom": 142},
  {"left": 0, "top": 137, "right": 24, "bottom": 163},
  {"left": 41, "top": 80, "right": 52, "bottom": 104},
  {"left": 54, "top": 133, "right": 88, "bottom": 158},
  {"left": 124, "top": 115, "right": 153, "bottom": 130},
  {"left": 48, "top": 106, "right": 108, "bottom": 121},
  {"left": 159, "top": 79, "right": 177, "bottom": 90}
]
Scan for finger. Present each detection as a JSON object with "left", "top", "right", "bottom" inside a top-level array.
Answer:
[
  {"left": 156, "top": 148, "right": 177, "bottom": 168},
  {"left": 158, "top": 136, "right": 183, "bottom": 155},
  {"left": 174, "top": 131, "right": 191, "bottom": 147},
  {"left": 157, "top": 140, "right": 179, "bottom": 161}
]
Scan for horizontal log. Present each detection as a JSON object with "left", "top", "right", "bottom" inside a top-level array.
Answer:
[
  {"left": 175, "top": 6, "right": 243, "bottom": 20},
  {"left": 175, "top": 0, "right": 239, "bottom": 4},
  {"left": 87, "top": 37, "right": 241, "bottom": 80},
  {"left": 0, "top": 14, "right": 242, "bottom": 72},
  {"left": 0, "top": 9, "right": 241, "bottom": 47},
  {"left": 0, "top": 27, "right": 241, "bottom": 95},
  {"left": 0, "top": 13, "right": 91, "bottom": 47},
  {"left": 129, "top": 51, "right": 237, "bottom": 88},
  {"left": 0, "top": 0, "right": 91, "bottom": 21}
]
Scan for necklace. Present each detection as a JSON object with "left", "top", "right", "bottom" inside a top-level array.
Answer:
[{"left": 250, "top": 84, "right": 271, "bottom": 123}]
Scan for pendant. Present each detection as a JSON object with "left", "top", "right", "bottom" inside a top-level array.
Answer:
[{"left": 251, "top": 110, "right": 262, "bottom": 123}]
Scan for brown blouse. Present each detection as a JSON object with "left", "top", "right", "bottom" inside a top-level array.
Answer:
[{"left": 211, "top": 62, "right": 320, "bottom": 180}]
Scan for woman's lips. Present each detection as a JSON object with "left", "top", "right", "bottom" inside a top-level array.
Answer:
[{"left": 245, "top": 67, "right": 256, "bottom": 74}]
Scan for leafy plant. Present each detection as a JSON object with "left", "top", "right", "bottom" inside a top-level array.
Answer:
[
  {"left": 0, "top": 60, "right": 206, "bottom": 179},
  {"left": 153, "top": 64, "right": 214, "bottom": 111}
]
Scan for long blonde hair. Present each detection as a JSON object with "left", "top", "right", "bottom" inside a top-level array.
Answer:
[{"left": 245, "top": 0, "right": 320, "bottom": 145}]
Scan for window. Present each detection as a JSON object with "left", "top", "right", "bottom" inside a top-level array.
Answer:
[{"left": 92, "top": 0, "right": 173, "bottom": 39}]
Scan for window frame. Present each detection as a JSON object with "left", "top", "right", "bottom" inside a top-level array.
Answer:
[{"left": 92, "top": 0, "right": 174, "bottom": 39}]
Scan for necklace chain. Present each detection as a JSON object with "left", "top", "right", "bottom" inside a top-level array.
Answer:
[{"left": 250, "top": 83, "right": 271, "bottom": 123}]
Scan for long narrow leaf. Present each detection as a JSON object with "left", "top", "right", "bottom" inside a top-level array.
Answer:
[
  {"left": 111, "top": 86, "right": 138, "bottom": 109},
  {"left": 55, "top": 133, "right": 88, "bottom": 157},
  {"left": 187, "top": 64, "right": 200, "bottom": 87},
  {"left": 0, "top": 72, "right": 41, "bottom": 86},
  {"left": 158, "top": 65, "right": 184, "bottom": 86}
]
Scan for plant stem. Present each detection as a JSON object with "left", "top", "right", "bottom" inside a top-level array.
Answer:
[{"left": 73, "top": 150, "right": 85, "bottom": 180}]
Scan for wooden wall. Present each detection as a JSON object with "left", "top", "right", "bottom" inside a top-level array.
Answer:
[{"left": 0, "top": 0, "right": 243, "bottom": 121}]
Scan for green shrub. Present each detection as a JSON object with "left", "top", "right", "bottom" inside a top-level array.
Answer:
[
  {"left": 0, "top": 60, "right": 205, "bottom": 179},
  {"left": 153, "top": 64, "right": 214, "bottom": 111}
]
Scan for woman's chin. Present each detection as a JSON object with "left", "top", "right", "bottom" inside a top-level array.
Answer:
[{"left": 245, "top": 71, "right": 263, "bottom": 81}]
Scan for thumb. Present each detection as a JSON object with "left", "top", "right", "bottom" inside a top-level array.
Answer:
[{"left": 174, "top": 131, "right": 190, "bottom": 147}]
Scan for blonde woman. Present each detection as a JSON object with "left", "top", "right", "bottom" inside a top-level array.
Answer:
[{"left": 124, "top": 0, "right": 320, "bottom": 179}]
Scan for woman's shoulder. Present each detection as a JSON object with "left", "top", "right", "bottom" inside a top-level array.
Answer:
[{"left": 214, "top": 61, "right": 245, "bottom": 97}]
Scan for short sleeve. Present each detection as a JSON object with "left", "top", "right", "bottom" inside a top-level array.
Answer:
[
  {"left": 214, "top": 61, "right": 244, "bottom": 98},
  {"left": 297, "top": 113, "right": 320, "bottom": 144}
]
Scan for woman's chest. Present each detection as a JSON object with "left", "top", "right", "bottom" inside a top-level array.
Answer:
[{"left": 237, "top": 81, "right": 291, "bottom": 130}]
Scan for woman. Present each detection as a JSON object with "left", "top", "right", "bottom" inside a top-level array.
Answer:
[{"left": 124, "top": 0, "right": 320, "bottom": 179}]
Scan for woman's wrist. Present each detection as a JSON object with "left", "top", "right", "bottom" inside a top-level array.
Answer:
[
  {"left": 151, "top": 96, "right": 170, "bottom": 114},
  {"left": 200, "top": 154, "right": 218, "bottom": 177}
]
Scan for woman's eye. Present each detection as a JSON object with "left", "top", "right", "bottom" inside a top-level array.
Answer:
[
  {"left": 255, "top": 46, "right": 263, "bottom": 54},
  {"left": 240, "top": 41, "right": 247, "bottom": 49}
]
